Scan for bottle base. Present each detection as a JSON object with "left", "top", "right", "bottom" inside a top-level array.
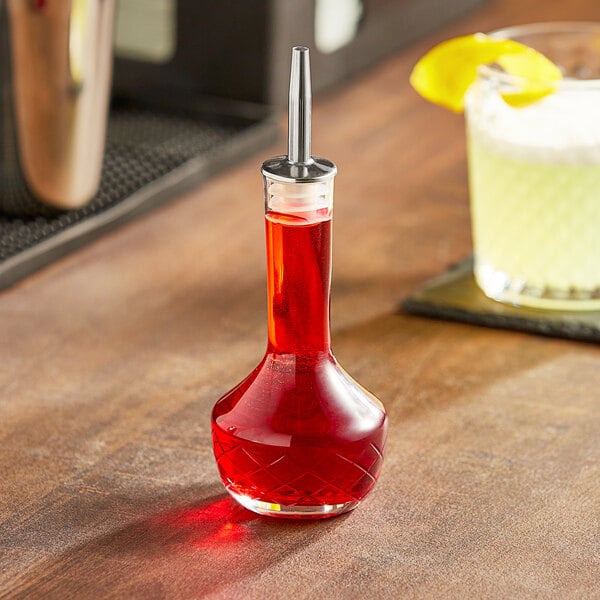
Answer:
[{"left": 227, "top": 489, "right": 359, "bottom": 519}]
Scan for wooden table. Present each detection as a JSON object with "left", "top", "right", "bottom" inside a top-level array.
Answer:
[{"left": 2, "top": 0, "right": 599, "bottom": 598}]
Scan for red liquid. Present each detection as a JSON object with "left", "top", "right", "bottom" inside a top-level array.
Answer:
[
  {"left": 266, "top": 210, "right": 332, "bottom": 354},
  {"left": 212, "top": 211, "right": 387, "bottom": 517}
]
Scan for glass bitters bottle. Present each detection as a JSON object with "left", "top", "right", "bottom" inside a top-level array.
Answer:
[{"left": 211, "top": 47, "right": 388, "bottom": 518}]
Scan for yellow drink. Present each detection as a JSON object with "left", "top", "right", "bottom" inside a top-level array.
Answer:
[{"left": 466, "top": 86, "right": 600, "bottom": 310}]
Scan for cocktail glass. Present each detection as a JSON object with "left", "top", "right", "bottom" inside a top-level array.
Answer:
[{"left": 465, "top": 22, "right": 600, "bottom": 310}]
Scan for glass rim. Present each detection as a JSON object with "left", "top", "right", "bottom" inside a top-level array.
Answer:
[{"left": 477, "top": 21, "right": 600, "bottom": 90}]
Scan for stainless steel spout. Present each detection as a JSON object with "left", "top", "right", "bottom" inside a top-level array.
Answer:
[
  {"left": 287, "top": 46, "right": 312, "bottom": 165},
  {"left": 262, "top": 46, "right": 336, "bottom": 185}
]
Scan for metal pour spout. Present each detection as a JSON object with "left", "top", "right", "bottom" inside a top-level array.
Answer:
[
  {"left": 261, "top": 45, "right": 335, "bottom": 184},
  {"left": 287, "top": 46, "right": 312, "bottom": 165}
]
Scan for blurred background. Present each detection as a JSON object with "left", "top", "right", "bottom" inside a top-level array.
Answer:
[
  {"left": 111, "top": 0, "right": 487, "bottom": 106},
  {"left": 0, "top": 0, "right": 488, "bottom": 288}
]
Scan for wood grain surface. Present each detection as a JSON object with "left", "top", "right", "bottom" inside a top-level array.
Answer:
[{"left": 1, "top": 0, "right": 600, "bottom": 598}]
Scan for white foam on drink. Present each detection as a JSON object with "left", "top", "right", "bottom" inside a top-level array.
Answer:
[{"left": 466, "top": 87, "right": 600, "bottom": 165}]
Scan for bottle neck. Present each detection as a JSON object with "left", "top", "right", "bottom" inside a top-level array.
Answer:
[{"left": 265, "top": 210, "right": 332, "bottom": 355}]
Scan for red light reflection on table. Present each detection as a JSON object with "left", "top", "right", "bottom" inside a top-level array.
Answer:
[{"left": 151, "top": 495, "right": 260, "bottom": 550}]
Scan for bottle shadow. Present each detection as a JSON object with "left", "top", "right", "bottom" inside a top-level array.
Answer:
[{"left": 10, "top": 488, "right": 349, "bottom": 598}]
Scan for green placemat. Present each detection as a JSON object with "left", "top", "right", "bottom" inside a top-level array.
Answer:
[{"left": 401, "top": 259, "right": 600, "bottom": 343}]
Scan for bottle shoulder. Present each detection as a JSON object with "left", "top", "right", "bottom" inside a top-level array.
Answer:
[{"left": 212, "top": 351, "right": 387, "bottom": 445}]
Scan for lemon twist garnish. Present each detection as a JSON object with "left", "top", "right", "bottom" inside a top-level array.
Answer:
[{"left": 409, "top": 32, "right": 563, "bottom": 113}]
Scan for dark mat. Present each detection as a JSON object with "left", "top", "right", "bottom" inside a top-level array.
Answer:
[
  {"left": 0, "top": 100, "right": 277, "bottom": 290},
  {"left": 401, "top": 259, "right": 600, "bottom": 343}
]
